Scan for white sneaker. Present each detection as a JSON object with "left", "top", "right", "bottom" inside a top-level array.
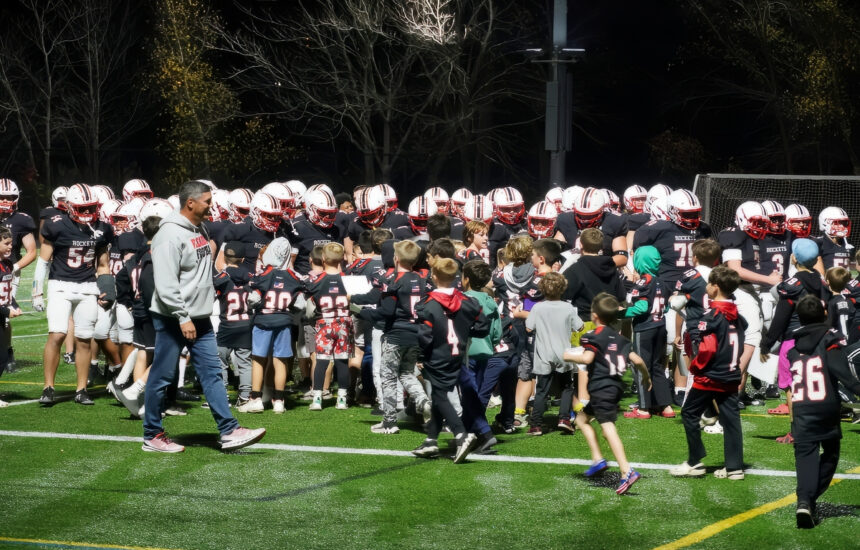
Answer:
[
  {"left": 219, "top": 426, "right": 266, "bottom": 451},
  {"left": 309, "top": 395, "right": 322, "bottom": 411},
  {"left": 336, "top": 395, "right": 348, "bottom": 410},
  {"left": 699, "top": 414, "right": 718, "bottom": 428},
  {"left": 272, "top": 399, "right": 285, "bottom": 414},
  {"left": 669, "top": 461, "right": 706, "bottom": 477},
  {"left": 162, "top": 406, "right": 187, "bottom": 417},
  {"left": 487, "top": 394, "right": 503, "bottom": 408},
  {"left": 370, "top": 421, "right": 400, "bottom": 434},
  {"left": 237, "top": 397, "right": 264, "bottom": 413},
  {"left": 421, "top": 400, "right": 432, "bottom": 423},
  {"left": 704, "top": 422, "right": 724, "bottom": 434},
  {"left": 714, "top": 467, "right": 744, "bottom": 480},
  {"left": 0, "top": 399, "right": 8, "bottom": 407},
  {"left": 117, "top": 386, "right": 143, "bottom": 417}
]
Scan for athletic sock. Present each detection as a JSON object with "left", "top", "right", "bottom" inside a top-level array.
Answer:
[
  {"left": 123, "top": 379, "right": 146, "bottom": 399},
  {"left": 177, "top": 356, "right": 187, "bottom": 387},
  {"left": 114, "top": 349, "right": 138, "bottom": 385},
  {"left": 250, "top": 391, "right": 263, "bottom": 400},
  {"left": 337, "top": 388, "right": 348, "bottom": 398},
  {"left": 273, "top": 390, "right": 285, "bottom": 401},
  {"left": 514, "top": 408, "right": 526, "bottom": 416}
]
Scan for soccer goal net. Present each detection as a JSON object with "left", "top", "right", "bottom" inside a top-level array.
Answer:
[{"left": 692, "top": 173, "right": 860, "bottom": 236}]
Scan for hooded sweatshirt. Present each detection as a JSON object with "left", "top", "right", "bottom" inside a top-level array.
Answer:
[
  {"left": 416, "top": 287, "right": 490, "bottom": 375},
  {"left": 465, "top": 289, "right": 502, "bottom": 360},
  {"left": 689, "top": 300, "right": 747, "bottom": 392},
  {"left": 563, "top": 254, "right": 626, "bottom": 319},
  {"left": 625, "top": 245, "right": 664, "bottom": 330},
  {"left": 150, "top": 211, "right": 215, "bottom": 324}
]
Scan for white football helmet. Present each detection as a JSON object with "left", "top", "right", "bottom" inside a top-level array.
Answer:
[
  {"left": 527, "top": 200, "right": 559, "bottom": 239},
  {"left": 379, "top": 183, "right": 398, "bottom": 210},
  {"left": 261, "top": 237, "right": 293, "bottom": 269},
  {"left": 784, "top": 203, "right": 812, "bottom": 238},
  {"left": 463, "top": 194, "right": 494, "bottom": 225},
  {"left": 209, "top": 188, "right": 232, "bottom": 222},
  {"left": 167, "top": 194, "right": 181, "bottom": 211},
  {"left": 645, "top": 184, "right": 673, "bottom": 215},
  {"left": 197, "top": 179, "right": 217, "bottom": 190},
  {"left": 0, "top": 179, "right": 19, "bottom": 214},
  {"left": 649, "top": 196, "right": 671, "bottom": 222},
  {"left": 623, "top": 184, "right": 647, "bottom": 213},
  {"left": 494, "top": 187, "right": 525, "bottom": 225},
  {"left": 122, "top": 179, "right": 153, "bottom": 202},
  {"left": 424, "top": 187, "right": 450, "bottom": 215},
  {"left": 574, "top": 187, "right": 607, "bottom": 228},
  {"left": 92, "top": 185, "right": 116, "bottom": 205},
  {"left": 250, "top": 192, "right": 283, "bottom": 233},
  {"left": 66, "top": 184, "right": 100, "bottom": 224},
  {"left": 561, "top": 185, "right": 584, "bottom": 212},
  {"left": 450, "top": 188, "right": 474, "bottom": 218},
  {"left": 407, "top": 196, "right": 438, "bottom": 234},
  {"left": 283, "top": 180, "right": 307, "bottom": 206},
  {"left": 545, "top": 187, "right": 564, "bottom": 212},
  {"left": 603, "top": 189, "right": 621, "bottom": 213},
  {"left": 667, "top": 189, "right": 702, "bottom": 230},
  {"left": 304, "top": 187, "right": 338, "bottom": 228},
  {"left": 228, "top": 188, "right": 254, "bottom": 222},
  {"left": 113, "top": 197, "right": 145, "bottom": 233},
  {"left": 140, "top": 198, "right": 175, "bottom": 223},
  {"left": 261, "top": 182, "right": 296, "bottom": 220},
  {"left": 355, "top": 186, "right": 387, "bottom": 227},
  {"left": 819, "top": 206, "right": 851, "bottom": 239},
  {"left": 51, "top": 186, "right": 68, "bottom": 211},
  {"left": 735, "top": 201, "right": 769, "bottom": 239},
  {"left": 760, "top": 200, "right": 786, "bottom": 235},
  {"left": 99, "top": 199, "right": 123, "bottom": 224}
]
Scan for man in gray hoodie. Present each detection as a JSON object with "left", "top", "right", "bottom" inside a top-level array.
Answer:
[{"left": 142, "top": 180, "right": 265, "bottom": 453}]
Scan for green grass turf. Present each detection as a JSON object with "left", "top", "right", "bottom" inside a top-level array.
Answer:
[{"left": 1, "top": 264, "right": 858, "bottom": 550}]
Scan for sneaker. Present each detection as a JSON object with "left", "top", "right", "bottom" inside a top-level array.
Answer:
[
  {"left": 796, "top": 502, "right": 815, "bottom": 529},
  {"left": 309, "top": 395, "right": 322, "bottom": 411},
  {"left": 513, "top": 413, "right": 529, "bottom": 429},
  {"left": 699, "top": 414, "right": 718, "bottom": 428},
  {"left": 142, "top": 432, "right": 185, "bottom": 453},
  {"left": 487, "top": 394, "right": 502, "bottom": 408},
  {"left": 0, "top": 399, "right": 8, "bottom": 407},
  {"left": 106, "top": 380, "right": 119, "bottom": 399},
  {"left": 776, "top": 432, "right": 795, "bottom": 444},
  {"left": 527, "top": 425, "right": 543, "bottom": 436},
  {"left": 219, "top": 426, "right": 266, "bottom": 451},
  {"left": 412, "top": 440, "right": 440, "bottom": 458},
  {"left": 370, "top": 406, "right": 384, "bottom": 416},
  {"left": 321, "top": 389, "right": 333, "bottom": 399},
  {"left": 336, "top": 395, "right": 348, "bottom": 410},
  {"left": 703, "top": 422, "right": 724, "bottom": 435},
  {"left": 237, "top": 397, "right": 264, "bottom": 413},
  {"left": 117, "top": 389, "right": 142, "bottom": 417},
  {"left": 584, "top": 458, "right": 608, "bottom": 477},
  {"left": 421, "top": 400, "right": 432, "bottom": 423},
  {"left": 765, "top": 384, "right": 781, "bottom": 399},
  {"left": 162, "top": 406, "right": 187, "bottom": 417},
  {"left": 616, "top": 469, "right": 641, "bottom": 495},
  {"left": 63, "top": 352, "right": 75, "bottom": 365},
  {"left": 557, "top": 417, "right": 575, "bottom": 434},
  {"left": 853, "top": 411, "right": 860, "bottom": 425},
  {"left": 453, "top": 433, "right": 478, "bottom": 464},
  {"left": 669, "top": 461, "right": 706, "bottom": 477},
  {"left": 272, "top": 399, "right": 285, "bottom": 414},
  {"left": 302, "top": 388, "right": 315, "bottom": 400},
  {"left": 74, "top": 389, "right": 94, "bottom": 405},
  {"left": 235, "top": 396, "right": 250, "bottom": 409},
  {"left": 86, "top": 364, "right": 101, "bottom": 387},
  {"left": 370, "top": 421, "right": 400, "bottom": 434},
  {"left": 473, "top": 434, "right": 498, "bottom": 455},
  {"left": 623, "top": 408, "right": 651, "bottom": 419},
  {"left": 39, "top": 386, "right": 55, "bottom": 406},
  {"left": 768, "top": 403, "right": 790, "bottom": 415},
  {"left": 175, "top": 388, "right": 201, "bottom": 402},
  {"left": 714, "top": 467, "right": 744, "bottom": 480}
]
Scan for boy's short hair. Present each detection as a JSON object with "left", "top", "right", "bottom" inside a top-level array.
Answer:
[
  {"left": 796, "top": 294, "right": 826, "bottom": 325},
  {"left": 462, "top": 220, "right": 489, "bottom": 246},
  {"left": 533, "top": 238, "right": 562, "bottom": 266},
  {"left": 355, "top": 230, "right": 375, "bottom": 255},
  {"left": 427, "top": 238, "right": 456, "bottom": 260},
  {"left": 505, "top": 235, "right": 533, "bottom": 266},
  {"left": 142, "top": 217, "right": 162, "bottom": 240},
  {"left": 538, "top": 271, "right": 567, "bottom": 300},
  {"left": 322, "top": 242, "right": 345, "bottom": 264},
  {"left": 370, "top": 228, "right": 393, "bottom": 254},
  {"left": 427, "top": 214, "right": 451, "bottom": 241},
  {"left": 0, "top": 226, "right": 11, "bottom": 241},
  {"left": 393, "top": 240, "right": 421, "bottom": 268},
  {"left": 223, "top": 240, "right": 244, "bottom": 263},
  {"left": 592, "top": 292, "right": 620, "bottom": 325},
  {"left": 708, "top": 265, "right": 741, "bottom": 295},
  {"left": 335, "top": 192, "right": 352, "bottom": 208},
  {"left": 692, "top": 239, "right": 721, "bottom": 267},
  {"left": 462, "top": 259, "right": 492, "bottom": 290},
  {"left": 432, "top": 257, "right": 459, "bottom": 284},
  {"left": 310, "top": 245, "right": 325, "bottom": 267},
  {"left": 579, "top": 228, "right": 603, "bottom": 254},
  {"left": 825, "top": 266, "right": 851, "bottom": 292}
]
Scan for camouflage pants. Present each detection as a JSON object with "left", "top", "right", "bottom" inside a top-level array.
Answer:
[{"left": 380, "top": 340, "right": 429, "bottom": 425}]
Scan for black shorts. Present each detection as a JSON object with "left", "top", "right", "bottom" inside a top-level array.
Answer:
[
  {"left": 584, "top": 386, "right": 622, "bottom": 424},
  {"left": 133, "top": 317, "right": 155, "bottom": 351}
]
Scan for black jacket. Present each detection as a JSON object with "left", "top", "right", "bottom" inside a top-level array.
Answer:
[{"left": 563, "top": 255, "right": 626, "bottom": 320}]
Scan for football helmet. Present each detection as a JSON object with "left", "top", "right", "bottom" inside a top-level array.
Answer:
[
  {"left": 355, "top": 186, "right": 387, "bottom": 227},
  {"left": 494, "top": 187, "right": 525, "bottom": 225},
  {"left": 603, "top": 189, "right": 621, "bottom": 213},
  {"left": 424, "top": 187, "right": 450, "bottom": 215},
  {"left": 407, "top": 196, "right": 438, "bottom": 234},
  {"left": 209, "top": 188, "right": 231, "bottom": 222},
  {"left": 51, "top": 186, "right": 68, "bottom": 211},
  {"left": 92, "top": 185, "right": 116, "bottom": 205},
  {"left": 527, "top": 200, "right": 559, "bottom": 239},
  {"left": 784, "top": 203, "right": 812, "bottom": 238},
  {"left": 139, "top": 198, "right": 175, "bottom": 223},
  {"left": 574, "top": 187, "right": 607, "bottom": 229},
  {"left": 667, "top": 189, "right": 702, "bottom": 230},
  {"left": 819, "top": 206, "right": 851, "bottom": 239},
  {"left": 112, "top": 197, "right": 145, "bottom": 233},
  {"left": 450, "top": 188, "right": 474, "bottom": 218},
  {"left": 0, "top": 179, "right": 19, "bottom": 214},
  {"left": 260, "top": 237, "right": 293, "bottom": 270},
  {"left": 304, "top": 187, "right": 338, "bottom": 228},
  {"left": 650, "top": 196, "right": 671, "bottom": 222},
  {"left": 379, "top": 183, "right": 398, "bottom": 210},
  {"left": 760, "top": 200, "right": 786, "bottom": 234},
  {"left": 283, "top": 180, "right": 307, "bottom": 206},
  {"left": 463, "top": 194, "right": 494, "bottom": 225},
  {"left": 66, "top": 184, "right": 100, "bottom": 224},
  {"left": 561, "top": 185, "right": 584, "bottom": 212},
  {"left": 735, "top": 201, "right": 769, "bottom": 239},
  {"left": 197, "top": 179, "right": 217, "bottom": 190},
  {"left": 545, "top": 187, "right": 564, "bottom": 212},
  {"left": 250, "top": 192, "right": 283, "bottom": 233},
  {"left": 167, "top": 194, "right": 181, "bottom": 211},
  {"left": 623, "top": 184, "right": 647, "bottom": 213},
  {"left": 645, "top": 184, "right": 673, "bottom": 215},
  {"left": 261, "top": 182, "right": 296, "bottom": 221},
  {"left": 99, "top": 199, "right": 123, "bottom": 224},
  {"left": 228, "top": 188, "right": 254, "bottom": 222},
  {"left": 122, "top": 179, "right": 153, "bottom": 202}
]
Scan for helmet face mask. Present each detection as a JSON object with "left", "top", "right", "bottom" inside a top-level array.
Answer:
[
  {"left": 497, "top": 204, "right": 524, "bottom": 225},
  {"left": 251, "top": 192, "right": 283, "bottom": 233},
  {"left": 408, "top": 196, "right": 437, "bottom": 233},
  {"left": 819, "top": 207, "right": 851, "bottom": 239},
  {"left": 228, "top": 189, "right": 254, "bottom": 223},
  {"left": 305, "top": 188, "right": 338, "bottom": 228},
  {"left": 67, "top": 184, "right": 100, "bottom": 224},
  {"left": 110, "top": 213, "right": 131, "bottom": 233},
  {"left": 785, "top": 203, "right": 812, "bottom": 238},
  {"left": 735, "top": 201, "right": 769, "bottom": 239},
  {"left": 667, "top": 189, "right": 701, "bottom": 230},
  {"left": 355, "top": 186, "right": 387, "bottom": 227},
  {"left": 527, "top": 201, "right": 558, "bottom": 238},
  {"left": 574, "top": 188, "right": 606, "bottom": 229},
  {"left": 450, "top": 188, "right": 473, "bottom": 218},
  {"left": 0, "top": 194, "right": 18, "bottom": 214}
]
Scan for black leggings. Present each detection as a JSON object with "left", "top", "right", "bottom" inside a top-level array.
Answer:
[
  {"left": 530, "top": 371, "right": 575, "bottom": 427},
  {"left": 794, "top": 437, "right": 841, "bottom": 506},
  {"left": 313, "top": 359, "right": 350, "bottom": 391}
]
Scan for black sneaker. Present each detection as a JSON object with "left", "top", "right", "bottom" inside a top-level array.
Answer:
[
  {"left": 765, "top": 384, "right": 781, "bottom": 399},
  {"left": 370, "top": 406, "right": 384, "bottom": 416},
  {"left": 87, "top": 364, "right": 103, "bottom": 387},
  {"left": 175, "top": 388, "right": 201, "bottom": 401},
  {"left": 796, "top": 502, "right": 815, "bottom": 529},
  {"left": 74, "top": 389, "right": 94, "bottom": 405},
  {"left": 453, "top": 433, "right": 478, "bottom": 464},
  {"left": 39, "top": 386, "right": 55, "bottom": 406},
  {"left": 473, "top": 434, "right": 498, "bottom": 455},
  {"left": 63, "top": 352, "right": 75, "bottom": 365},
  {"left": 412, "top": 440, "right": 440, "bottom": 458}
]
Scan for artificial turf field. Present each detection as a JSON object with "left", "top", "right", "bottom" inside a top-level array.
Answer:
[{"left": 0, "top": 264, "right": 858, "bottom": 550}]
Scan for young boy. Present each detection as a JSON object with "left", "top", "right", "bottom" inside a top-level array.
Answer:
[
  {"left": 306, "top": 242, "right": 353, "bottom": 410},
  {"left": 215, "top": 242, "right": 253, "bottom": 410},
  {"left": 824, "top": 266, "right": 854, "bottom": 337},
  {"left": 414, "top": 258, "right": 490, "bottom": 462},
  {"left": 0, "top": 226, "right": 22, "bottom": 405},
  {"left": 788, "top": 294, "right": 860, "bottom": 528},
  {"left": 670, "top": 265, "right": 746, "bottom": 480},
  {"left": 564, "top": 293, "right": 651, "bottom": 494},
  {"left": 525, "top": 272, "right": 583, "bottom": 435}
]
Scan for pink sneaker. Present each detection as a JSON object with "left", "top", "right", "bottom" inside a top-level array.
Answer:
[
  {"left": 219, "top": 426, "right": 266, "bottom": 451},
  {"left": 142, "top": 432, "right": 185, "bottom": 453}
]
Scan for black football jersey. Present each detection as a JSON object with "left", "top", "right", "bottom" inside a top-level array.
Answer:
[
  {"left": 627, "top": 273, "right": 665, "bottom": 331},
  {"left": 41, "top": 215, "right": 113, "bottom": 283},
  {"left": 344, "top": 257, "right": 384, "bottom": 278},
  {"left": 248, "top": 266, "right": 306, "bottom": 328},
  {"left": 581, "top": 325, "right": 633, "bottom": 392},
  {"left": 488, "top": 221, "right": 525, "bottom": 268},
  {"left": 416, "top": 291, "right": 489, "bottom": 370},
  {"left": 457, "top": 248, "right": 488, "bottom": 264},
  {"left": 39, "top": 206, "right": 64, "bottom": 221},
  {"left": 357, "top": 270, "right": 427, "bottom": 346},
  {"left": 769, "top": 272, "right": 829, "bottom": 341},
  {"left": 718, "top": 226, "right": 766, "bottom": 273},
  {"left": 334, "top": 210, "right": 352, "bottom": 241},
  {"left": 634, "top": 219, "right": 712, "bottom": 288},
  {"left": 214, "top": 265, "right": 253, "bottom": 348},
  {"left": 204, "top": 219, "right": 231, "bottom": 252},
  {"left": 844, "top": 276, "right": 860, "bottom": 343},
  {"left": 305, "top": 272, "right": 350, "bottom": 322},
  {"left": 675, "top": 267, "right": 711, "bottom": 332},
  {"left": 626, "top": 212, "right": 650, "bottom": 232},
  {"left": 694, "top": 305, "right": 746, "bottom": 383},
  {"left": 555, "top": 211, "right": 628, "bottom": 257},
  {"left": 222, "top": 218, "right": 276, "bottom": 274},
  {"left": 346, "top": 211, "right": 408, "bottom": 243},
  {"left": 0, "top": 258, "right": 16, "bottom": 307},
  {"left": 826, "top": 293, "right": 854, "bottom": 337},
  {"left": 815, "top": 236, "right": 854, "bottom": 270},
  {"left": 116, "top": 229, "right": 146, "bottom": 256},
  {"left": 759, "top": 233, "right": 792, "bottom": 280},
  {"left": 126, "top": 248, "right": 155, "bottom": 320},
  {"left": 1, "top": 212, "right": 36, "bottom": 263},
  {"left": 288, "top": 214, "right": 341, "bottom": 275}
]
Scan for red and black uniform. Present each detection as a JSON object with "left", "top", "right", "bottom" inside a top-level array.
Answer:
[
  {"left": 305, "top": 271, "right": 352, "bottom": 360},
  {"left": 213, "top": 266, "right": 253, "bottom": 350},
  {"left": 628, "top": 272, "right": 669, "bottom": 410},
  {"left": 826, "top": 292, "right": 854, "bottom": 339},
  {"left": 288, "top": 214, "right": 341, "bottom": 275},
  {"left": 115, "top": 246, "right": 155, "bottom": 350},
  {"left": 356, "top": 270, "right": 428, "bottom": 347},
  {"left": 580, "top": 325, "right": 632, "bottom": 423},
  {"left": 1, "top": 211, "right": 36, "bottom": 263},
  {"left": 222, "top": 218, "right": 278, "bottom": 275},
  {"left": 815, "top": 236, "right": 853, "bottom": 270},
  {"left": 0, "top": 258, "right": 18, "bottom": 373},
  {"left": 346, "top": 211, "right": 408, "bottom": 243},
  {"left": 41, "top": 214, "right": 113, "bottom": 283},
  {"left": 634, "top": 220, "right": 713, "bottom": 288},
  {"left": 248, "top": 266, "right": 305, "bottom": 331},
  {"left": 759, "top": 233, "right": 792, "bottom": 280},
  {"left": 116, "top": 229, "right": 146, "bottom": 257},
  {"left": 555, "top": 211, "right": 628, "bottom": 258},
  {"left": 626, "top": 212, "right": 650, "bottom": 232},
  {"left": 761, "top": 271, "right": 829, "bottom": 353},
  {"left": 675, "top": 267, "right": 710, "bottom": 354},
  {"left": 39, "top": 206, "right": 64, "bottom": 222},
  {"left": 844, "top": 276, "right": 860, "bottom": 343}
]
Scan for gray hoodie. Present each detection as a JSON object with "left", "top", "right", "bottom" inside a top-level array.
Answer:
[{"left": 150, "top": 211, "right": 214, "bottom": 324}]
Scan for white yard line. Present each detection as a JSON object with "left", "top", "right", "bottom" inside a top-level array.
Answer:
[{"left": 0, "top": 429, "right": 858, "bottom": 480}]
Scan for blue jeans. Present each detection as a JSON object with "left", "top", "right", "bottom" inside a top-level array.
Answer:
[
  {"left": 472, "top": 356, "right": 516, "bottom": 427},
  {"left": 144, "top": 314, "right": 239, "bottom": 439},
  {"left": 458, "top": 362, "right": 491, "bottom": 437}
]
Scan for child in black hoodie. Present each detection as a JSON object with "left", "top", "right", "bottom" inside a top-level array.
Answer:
[{"left": 563, "top": 228, "right": 626, "bottom": 326}]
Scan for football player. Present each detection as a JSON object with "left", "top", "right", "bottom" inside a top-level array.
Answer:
[
  {"left": 759, "top": 200, "right": 792, "bottom": 281},
  {"left": 216, "top": 192, "right": 283, "bottom": 274},
  {"left": 555, "top": 187, "right": 629, "bottom": 267},
  {"left": 488, "top": 187, "right": 526, "bottom": 267},
  {"left": 815, "top": 206, "right": 853, "bottom": 271},
  {"left": 0, "top": 179, "right": 38, "bottom": 298},
  {"left": 344, "top": 186, "right": 406, "bottom": 261},
  {"left": 121, "top": 179, "right": 154, "bottom": 202},
  {"left": 288, "top": 185, "right": 342, "bottom": 274}
]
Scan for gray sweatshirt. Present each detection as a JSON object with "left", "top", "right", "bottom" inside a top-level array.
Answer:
[{"left": 150, "top": 211, "right": 214, "bottom": 324}]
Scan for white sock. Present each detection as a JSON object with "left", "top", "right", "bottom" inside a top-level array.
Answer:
[
  {"left": 337, "top": 388, "right": 347, "bottom": 398},
  {"left": 178, "top": 356, "right": 187, "bottom": 387},
  {"left": 123, "top": 379, "right": 146, "bottom": 399},
  {"left": 114, "top": 349, "right": 138, "bottom": 386}
]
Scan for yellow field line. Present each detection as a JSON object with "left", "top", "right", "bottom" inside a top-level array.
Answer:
[
  {"left": 653, "top": 466, "right": 860, "bottom": 550},
  {"left": 0, "top": 535, "right": 178, "bottom": 550}
]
